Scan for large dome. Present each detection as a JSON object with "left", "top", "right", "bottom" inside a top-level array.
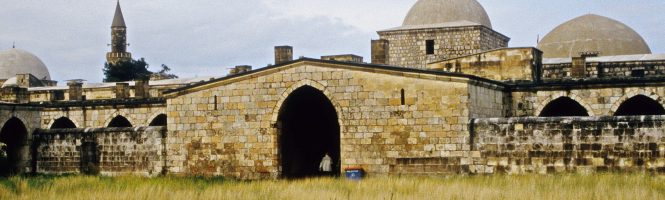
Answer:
[
  {"left": 0, "top": 48, "right": 51, "bottom": 80},
  {"left": 537, "top": 14, "right": 651, "bottom": 58},
  {"left": 403, "top": 0, "right": 492, "bottom": 28}
]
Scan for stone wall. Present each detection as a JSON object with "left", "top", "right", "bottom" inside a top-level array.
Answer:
[
  {"left": 378, "top": 26, "right": 509, "bottom": 69},
  {"left": 471, "top": 116, "right": 665, "bottom": 174},
  {"left": 0, "top": 104, "right": 42, "bottom": 174},
  {"left": 543, "top": 60, "right": 665, "bottom": 80},
  {"left": 510, "top": 85, "right": 665, "bottom": 117},
  {"left": 34, "top": 126, "right": 165, "bottom": 176},
  {"left": 165, "top": 61, "right": 500, "bottom": 179},
  {"left": 39, "top": 99, "right": 167, "bottom": 129},
  {"left": 428, "top": 47, "right": 541, "bottom": 82}
]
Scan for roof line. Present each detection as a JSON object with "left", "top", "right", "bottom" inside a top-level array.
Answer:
[{"left": 163, "top": 58, "right": 509, "bottom": 95}]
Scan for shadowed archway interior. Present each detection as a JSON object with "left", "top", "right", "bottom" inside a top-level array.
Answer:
[
  {"left": 539, "top": 97, "right": 590, "bottom": 117},
  {"left": 0, "top": 118, "right": 28, "bottom": 176},
  {"left": 108, "top": 116, "right": 132, "bottom": 128},
  {"left": 50, "top": 117, "right": 76, "bottom": 129},
  {"left": 277, "top": 86, "right": 340, "bottom": 178},
  {"left": 615, "top": 95, "right": 665, "bottom": 116},
  {"left": 149, "top": 114, "right": 167, "bottom": 126}
]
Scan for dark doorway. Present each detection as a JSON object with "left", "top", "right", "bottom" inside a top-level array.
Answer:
[
  {"left": 615, "top": 95, "right": 665, "bottom": 116},
  {"left": 278, "top": 86, "right": 340, "bottom": 178},
  {"left": 149, "top": 114, "right": 167, "bottom": 126},
  {"left": 51, "top": 117, "right": 76, "bottom": 129},
  {"left": 0, "top": 118, "right": 28, "bottom": 176},
  {"left": 539, "top": 97, "right": 589, "bottom": 117},
  {"left": 108, "top": 116, "right": 132, "bottom": 127}
]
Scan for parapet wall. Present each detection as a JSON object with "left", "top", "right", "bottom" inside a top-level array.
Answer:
[
  {"left": 472, "top": 116, "right": 665, "bottom": 174},
  {"left": 33, "top": 126, "right": 165, "bottom": 176}
]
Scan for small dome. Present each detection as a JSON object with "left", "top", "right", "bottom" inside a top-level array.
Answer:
[
  {"left": 0, "top": 48, "right": 51, "bottom": 80},
  {"left": 403, "top": 0, "right": 492, "bottom": 28},
  {"left": 538, "top": 14, "right": 651, "bottom": 58},
  {"left": 1, "top": 77, "right": 17, "bottom": 88}
]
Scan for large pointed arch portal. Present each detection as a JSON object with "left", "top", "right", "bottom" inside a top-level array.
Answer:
[
  {"left": 0, "top": 118, "right": 29, "bottom": 176},
  {"left": 277, "top": 86, "right": 340, "bottom": 178}
]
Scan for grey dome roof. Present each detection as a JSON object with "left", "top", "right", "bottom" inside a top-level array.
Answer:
[
  {"left": 537, "top": 14, "right": 651, "bottom": 58},
  {"left": 403, "top": 0, "right": 492, "bottom": 28},
  {"left": 0, "top": 48, "right": 51, "bottom": 80}
]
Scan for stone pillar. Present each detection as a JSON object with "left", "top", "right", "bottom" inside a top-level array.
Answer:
[
  {"left": 275, "top": 46, "right": 293, "bottom": 65},
  {"left": 115, "top": 83, "right": 130, "bottom": 99},
  {"left": 135, "top": 80, "right": 150, "bottom": 99},
  {"left": 371, "top": 39, "right": 389, "bottom": 64},
  {"left": 16, "top": 74, "right": 31, "bottom": 88},
  {"left": 67, "top": 80, "right": 84, "bottom": 101}
]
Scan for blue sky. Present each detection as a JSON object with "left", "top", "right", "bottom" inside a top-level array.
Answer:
[{"left": 0, "top": 0, "right": 663, "bottom": 82}]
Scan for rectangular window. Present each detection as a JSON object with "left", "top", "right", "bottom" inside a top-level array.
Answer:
[{"left": 426, "top": 40, "right": 435, "bottom": 55}]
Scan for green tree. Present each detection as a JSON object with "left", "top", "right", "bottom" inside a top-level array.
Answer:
[
  {"left": 103, "top": 58, "right": 152, "bottom": 82},
  {"left": 103, "top": 58, "right": 178, "bottom": 82}
]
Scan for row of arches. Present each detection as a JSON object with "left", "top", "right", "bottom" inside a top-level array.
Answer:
[
  {"left": 0, "top": 114, "right": 168, "bottom": 175},
  {"left": 539, "top": 95, "right": 665, "bottom": 117},
  {"left": 49, "top": 114, "right": 167, "bottom": 129}
]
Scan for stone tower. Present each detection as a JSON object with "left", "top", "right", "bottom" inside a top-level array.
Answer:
[{"left": 106, "top": 1, "right": 132, "bottom": 65}]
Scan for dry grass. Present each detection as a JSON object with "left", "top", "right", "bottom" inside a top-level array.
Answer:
[{"left": 0, "top": 173, "right": 663, "bottom": 200}]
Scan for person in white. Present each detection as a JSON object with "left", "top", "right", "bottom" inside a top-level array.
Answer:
[{"left": 319, "top": 153, "right": 332, "bottom": 173}]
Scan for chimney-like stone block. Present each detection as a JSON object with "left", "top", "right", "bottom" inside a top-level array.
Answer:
[
  {"left": 275, "top": 46, "right": 293, "bottom": 65},
  {"left": 371, "top": 39, "right": 389, "bottom": 64},
  {"left": 115, "top": 83, "right": 130, "bottom": 99},
  {"left": 67, "top": 81, "right": 84, "bottom": 101}
]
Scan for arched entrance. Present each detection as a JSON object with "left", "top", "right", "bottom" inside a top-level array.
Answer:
[
  {"left": 615, "top": 95, "right": 665, "bottom": 116},
  {"left": 539, "top": 97, "right": 590, "bottom": 117},
  {"left": 51, "top": 117, "right": 76, "bottom": 129},
  {"left": 277, "top": 86, "right": 340, "bottom": 178},
  {"left": 149, "top": 114, "right": 167, "bottom": 126},
  {"left": 108, "top": 115, "right": 132, "bottom": 127},
  {"left": 0, "top": 118, "right": 28, "bottom": 176}
]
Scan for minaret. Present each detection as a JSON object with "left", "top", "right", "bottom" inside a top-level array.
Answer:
[{"left": 106, "top": 1, "right": 132, "bottom": 64}]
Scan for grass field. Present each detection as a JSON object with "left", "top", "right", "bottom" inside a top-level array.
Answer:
[{"left": 0, "top": 173, "right": 663, "bottom": 200}]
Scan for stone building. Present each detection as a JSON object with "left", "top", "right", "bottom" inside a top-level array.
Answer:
[{"left": 0, "top": 0, "right": 665, "bottom": 179}]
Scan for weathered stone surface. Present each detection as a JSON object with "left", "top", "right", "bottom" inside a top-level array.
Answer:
[{"left": 34, "top": 126, "right": 165, "bottom": 177}]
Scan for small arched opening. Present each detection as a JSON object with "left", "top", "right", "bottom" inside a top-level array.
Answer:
[
  {"left": 50, "top": 117, "right": 76, "bottom": 129},
  {"left": 0, "top": 117, "right": 29, "bottom": 176},
  {"left": 149, "top": 114, "right": 167, "bottom": 126},
  {"left": 108, "top": 115, "right": 132, "bottom": 128},
  {"left": 615, "top": 95, "right": 665, "bottom": 116},
  {"left": 277, "top": 86, "right": 340, "bottom": 179},
  {"left": 539, "top": 97, "right": 590, "bottom": 117}
]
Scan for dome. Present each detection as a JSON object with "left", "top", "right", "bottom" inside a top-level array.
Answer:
[
  {"left": 403, "top": 0, "right": 492, "bottom": 28},
  {"left": 0, "top": 48, "right": 51, "bottom": 80},
  {"left": 537, "top": 14, "right": 651, "bottom": 58}
]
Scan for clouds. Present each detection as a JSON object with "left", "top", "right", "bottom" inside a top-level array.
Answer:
[{"left": 0, "top": 0, "right": 663, "bottom": 83}]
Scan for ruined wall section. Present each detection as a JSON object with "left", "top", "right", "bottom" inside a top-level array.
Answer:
[
  {"left": 166, "top": 63, "right": 500, "bottom": 179},
  {"left": 34, "top": 127, "right": 165, "bottom": 176},
  {"left": 471, "top": 116, "right": 665, "bottom": 174}
]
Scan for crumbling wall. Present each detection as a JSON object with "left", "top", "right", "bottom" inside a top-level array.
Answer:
[
  {"left": 34, "top": 126, "right": 165, "bottom": 176},
  {"left": 471, "top": 116, "right": 665, "bottom": 174}
]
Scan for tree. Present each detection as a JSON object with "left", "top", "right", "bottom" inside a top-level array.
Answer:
[
  {"left": 103, "top": 58, "right": 152, "bottom": 82},
  {"left": 154, "top": 64, "right": 179, "bottom": 79},
  {"left": 103, "top": 58, "right": 178, "bottom": 82}
]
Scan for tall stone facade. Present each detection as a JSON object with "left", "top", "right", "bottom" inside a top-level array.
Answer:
[{"left": 376, "top": 25, "right": 509, "bottom": 69}]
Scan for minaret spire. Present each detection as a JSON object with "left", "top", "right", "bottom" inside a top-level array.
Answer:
[{"left": 112, "top": 0, "right": 126, "bottom": 28}]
